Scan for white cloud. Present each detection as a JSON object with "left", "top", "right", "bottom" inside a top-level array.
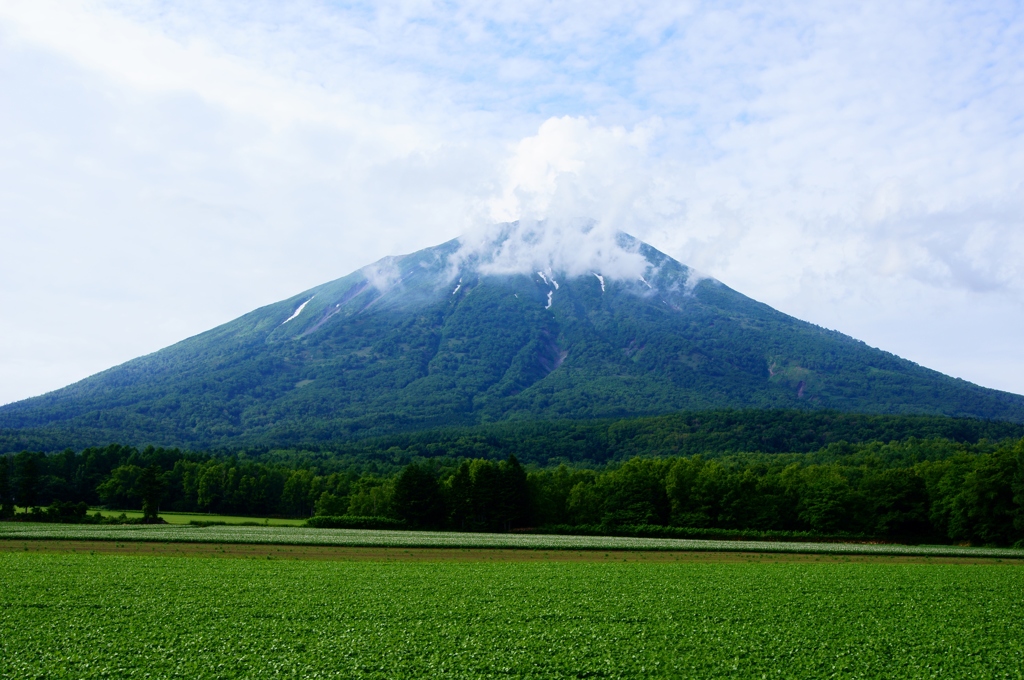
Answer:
[
  {"left": 453, "top": 116, "right": 668, "bottom": 280},
  {"left": 1, "top": 0, "right": 1023, "bottom": 405}
]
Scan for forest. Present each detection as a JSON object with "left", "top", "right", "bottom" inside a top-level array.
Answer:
[
  {"left": 6, "top": 258, "right": 1024, "bottom": 456},
  {"left": 3, "top": 429, "right": 1023, "bottom": 546}
]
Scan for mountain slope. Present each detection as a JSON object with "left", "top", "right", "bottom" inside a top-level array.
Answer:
[{"left": 3, "top": 234, "right": 1023, "bottom": 450}]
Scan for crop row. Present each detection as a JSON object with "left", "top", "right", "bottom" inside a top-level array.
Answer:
[
  {"left": 3, "top": 522, "right": 1024, "bottom": 558},
  {"left": 2, "top": 552, "right": 1023, "bottom": 678}
]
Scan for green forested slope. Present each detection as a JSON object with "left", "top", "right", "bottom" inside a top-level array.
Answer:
[{"left": 2, "top": 236, "right": 1023, "bottom": 451}]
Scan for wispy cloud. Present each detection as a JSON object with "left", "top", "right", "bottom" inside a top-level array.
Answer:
[{"left": 0, "top": 0, "right": 1022, "bottom": 404}]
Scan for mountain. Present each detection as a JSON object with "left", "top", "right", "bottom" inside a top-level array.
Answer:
[{"left": 3, "top": 231, "right": 1024, "bottom": 451}]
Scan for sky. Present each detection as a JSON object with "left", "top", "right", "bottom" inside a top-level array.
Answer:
[{"left": 1, "top": 0, "right": 1023, "bottom": 405}]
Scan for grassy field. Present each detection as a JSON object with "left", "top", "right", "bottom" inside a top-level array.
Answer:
[
  {"left": 13, "top": 506, "right": 305, "bottom": 526},
  {"left": 92, "top": 509, "right": 305, "bottom": 526},
  {"left": 3, "top": 522, "right": 1024, "bottom": 559},
  {"left": 1, "top": 551, "right": 1022, "bottom": 678},
  {"left": 5, "top": 539, "right": 1018, "bottom": 564}
]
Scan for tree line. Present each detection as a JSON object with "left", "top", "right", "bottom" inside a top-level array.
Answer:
[
  {"left": 2, "top": 436, "right": 1023, "bottom": 546},
  {"left": 7, "top": 409, "right": 1024, "bottom": 463}
]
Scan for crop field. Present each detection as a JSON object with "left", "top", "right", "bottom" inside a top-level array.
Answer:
[
  {"left": 5, "top": 539, "right": 1017, "bottom": 564},
  {"left": 13, "top": 507, "right": 304, "bottom": 526},
  {"left": 3, "top": 522, "right": 1024, "bottom": 559},
  {"left": 2, "top": 552, "right": 1022, "bottom": 678},
  {"left": 92, "top": 510, "right": 305, "bottom": 526}
]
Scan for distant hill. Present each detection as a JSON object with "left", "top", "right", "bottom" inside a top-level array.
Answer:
[
  {"left": 249, "top": 409, "right": 1024, "bottom": 469},
  {"left": 2, "top": 232, "right": 1023, "bottom": 452}
]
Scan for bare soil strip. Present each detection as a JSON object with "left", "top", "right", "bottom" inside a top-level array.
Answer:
[{"left": 1, "top": 540, "right": 1019, "bottom": 564}]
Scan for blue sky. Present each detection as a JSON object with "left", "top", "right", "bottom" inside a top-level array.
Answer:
[{"left": 1, "top": 0, "right": 1023, "bottom": 404}]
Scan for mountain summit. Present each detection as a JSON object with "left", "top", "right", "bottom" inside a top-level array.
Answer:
[{"left": 3, "top": 230, "right": 1023, "bottom": 450}]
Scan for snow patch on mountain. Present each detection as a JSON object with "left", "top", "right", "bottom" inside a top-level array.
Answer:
[{"left": 282, "top": 296, "right": 314, "bottom": 324}]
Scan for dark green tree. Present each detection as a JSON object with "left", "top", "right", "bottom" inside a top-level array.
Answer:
[
  {"left": 527, "top": 464, "right": 592, "bottom": 526},
  {"left": 861, "top": 468, "right": 930, "bottom": 539},
  {"left": 393, "top": 462, "right": 444, "bottom": 529},
  {"left": 599, "top": 458, "right": 671, "bottom": 527},
  {"left": 496, "top": 454, "right": 530, "bottom": 530},
  {"left": 0, "top": 455, "right": 13, "bottom": 518},
  {"left": 14, "top": 451, "right": 42, "bottom": 509},
  {"left": 96, "top": 465, "right": 144, "bottom": 509},
  {"left": 445, "top": 461, "right": 475, "bottom": 529},
  {"left": 469, "top": 460, "right": 501, "bottom": 529},
  {"left": 138, "top": 465, "right": 165, "bottom": 522},
  {"left": 1014, "top": 440, "right": 1024, "bottom": 541},
  {"left": 314, "top": 491, "right": 349, "bottom": 516},
  {"left": 796, "top": 466, "right": 861, "bottom": 533},
  {"left": 957, "top": 451, "right": 1019, "bottom": 546},
  {"left": 280, "top": 469, "right": 316, "bottom": 517}
]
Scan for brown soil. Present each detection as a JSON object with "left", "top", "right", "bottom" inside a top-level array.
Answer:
[{"left": 0, "top": 540, "right": 1019, "bottom": 565}]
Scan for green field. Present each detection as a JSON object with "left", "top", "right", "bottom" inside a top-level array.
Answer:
[
  {"left": 3, "top": 522, "right": 1024, "bottom": 559},
  {"left": 12, "top": 507, "right": 305, "bottom": 526},
  {"left": 1, "top": 552, "right": 1021, "bottom": 678},
  {"left": 91, "top": 509, "right": 305, "bottom": 526}
]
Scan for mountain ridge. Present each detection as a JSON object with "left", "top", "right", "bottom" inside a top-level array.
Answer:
[{"left": 3, "top": 231, "right": 1023, "bottom": 452}]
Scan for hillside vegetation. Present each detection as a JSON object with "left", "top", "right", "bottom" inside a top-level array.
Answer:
[
  {"left": 5, "top": 411, "right": 1024, "bottom": 546},
  {"left": 2, "top": 237, "right": 1023, "bottom": 452}
]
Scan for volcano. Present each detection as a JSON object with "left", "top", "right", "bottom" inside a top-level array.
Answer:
[{"left": 3, "top": 231, "right": 1022, "bottom": 451}]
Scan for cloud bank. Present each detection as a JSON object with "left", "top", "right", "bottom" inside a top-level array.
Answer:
[
  {"left": 1, "top": 0, "right": 1023, "bottom": 404},
  {"left": 456, "top": 219, "right": 649, "bottom": 281},
  {"left": 454, "top": 117, "right": 662, "bottom": 280}
]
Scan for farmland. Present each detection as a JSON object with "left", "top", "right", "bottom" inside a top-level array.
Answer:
[
  {"left": 2, "top": 551, "right": 1022, "bottom": 678},
  {"left": 3, "top": 522, "right": 1024, "bottom": 559},
  {"left": 83, "top": 509, "right": 305, "bottom": 526}
]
